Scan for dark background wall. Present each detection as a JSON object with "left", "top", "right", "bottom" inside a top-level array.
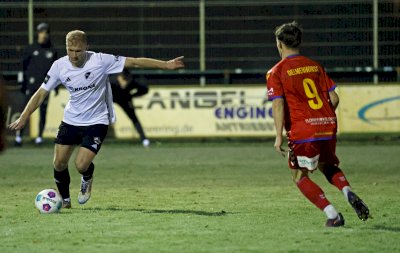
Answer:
[{"left": 1, "top": 0, "right": 399, "bottom": 84}]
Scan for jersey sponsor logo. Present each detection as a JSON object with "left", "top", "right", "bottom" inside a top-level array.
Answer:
[
  {"left": 44, "top": 75, "right": 50, "bottom": 84},
  {"left": 114, "top": 55, "right": 120, "bottom": 61},
  {"left": 297, "top": 154, "right": 320, "bottom": 171},
  {"left": 65, "top": 77, "right": 71, "bottom": 82},
  {"left": 286, "top": 65, "right": 319, "bottom": 76},
  {"left": 315, "top": 131, "right": 334, "bottom": 136},
  {"left": 304, "top": 117, "right": 336, "bottom": 126},
  {"left": 72, "top": 83, "right": 96, "bottom": 92}
]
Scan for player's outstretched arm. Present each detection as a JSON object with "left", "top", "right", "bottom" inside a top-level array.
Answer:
[
  {"left": 272, "top": 98, "right": 286, "bottom": 157},
  {"left": 8, "top": 87, "right": 49, "bottom": 130},
  {"left": 124, "top": 56, "right": 184, "bottom": 70}
]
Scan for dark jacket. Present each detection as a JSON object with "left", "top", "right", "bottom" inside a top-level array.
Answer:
[
  {"left": 21, "top": 40, "right": 58, "bottom": 94},
  {"left": 109, "top": 74, "right": 149, "bottom": 105}
]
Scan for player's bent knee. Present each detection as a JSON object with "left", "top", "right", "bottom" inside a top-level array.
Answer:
[
  {"left": 75, "top": 161, "right": 87, "bottom": 173},
  {"left": 291, "top": 169, "right": 308, "bottom": 184},
  {"left": 292, "top": 175, "right": 304, "bottom": 184},
  {"left": 75, "top": 159, "right": 91, "bottom": 173},
  {"left": 75, "top": 147, "right": 96, "bottom": 173},
  {"left": 53, "top": 159, "right": 68, "bottom": 171}
]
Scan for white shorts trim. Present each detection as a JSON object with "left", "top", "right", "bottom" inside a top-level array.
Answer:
[{"left": 297, "top": 154, "right": 320, "bottom": 171}]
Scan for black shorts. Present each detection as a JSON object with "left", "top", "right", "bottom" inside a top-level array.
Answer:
[{"left": 55, "top": 121, "right": 108, "bottom": 154}]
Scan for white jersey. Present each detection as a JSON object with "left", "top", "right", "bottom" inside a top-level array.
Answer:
[{"left": 41, "top": 51, "right": 126, "bottom": 126}]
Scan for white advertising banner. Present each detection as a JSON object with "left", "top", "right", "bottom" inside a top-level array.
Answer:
[
  {"left": 31, "top": 84, "right": 400, "bottom": 138},
  {"left": 337, "top": 85, "right": 400, "bottom": 133},
  {"left": 32, "top": 86, "right": 275, "bottom": 138}
]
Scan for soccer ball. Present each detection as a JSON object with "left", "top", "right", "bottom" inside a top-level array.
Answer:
[{"left": 35, "top": 189, "right": 62, "bottom": 214}]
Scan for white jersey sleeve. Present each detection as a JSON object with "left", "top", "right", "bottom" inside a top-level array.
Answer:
[
  {"left": 40, "top": 61, "right": 61, "bottom": 91},
  {"left": 100, "top": 53, "right": 126, "bottom": 75}
]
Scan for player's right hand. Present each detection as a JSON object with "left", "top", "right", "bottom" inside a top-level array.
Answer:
[
  {"left": 274, "top": 136, "right": 286, "bottom": 157},
  {"left": 8, "top": 117, "right": 27, "bottom": 131}
]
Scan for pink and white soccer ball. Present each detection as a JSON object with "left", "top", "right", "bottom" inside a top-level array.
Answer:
[{"left": 35, "top": 189, "right": 62, "bottom": 213}]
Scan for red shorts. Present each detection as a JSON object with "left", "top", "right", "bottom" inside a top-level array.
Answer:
[{"left": 288, "top": 139, "right": 339, "bottom": 171}]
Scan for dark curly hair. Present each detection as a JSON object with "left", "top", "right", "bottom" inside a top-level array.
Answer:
[{"left": 275, "top": 21, "right": 303, "bottom": 49}]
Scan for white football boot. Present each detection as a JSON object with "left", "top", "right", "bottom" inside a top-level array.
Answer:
[
  {"left": 78, "top": 177, "right": 93, "bottom": 204},
  {"left": 62, "top": 198, "right": 72, "bottom": 209}
]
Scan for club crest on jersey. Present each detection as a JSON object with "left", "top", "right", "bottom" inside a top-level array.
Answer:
[{"left": 85, "top": 72, "right": 94, "bottom": 80}]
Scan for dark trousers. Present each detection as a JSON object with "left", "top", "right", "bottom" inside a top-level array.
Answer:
[
  {"left": 116, "top": 100, "right": 146, "bottom": 141},
  {"left": 17, "top": 92, "right": 49, "bottom": 138},
  {"left": 38, "top": 95, "right": 49, "bottom": 137}
]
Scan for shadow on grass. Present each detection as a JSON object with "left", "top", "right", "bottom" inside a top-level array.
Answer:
[
  {"left": 84, "top": 207, "right": 231, "bottom": 216},
  {"left": 370, "top": 225, "right": 400, "bottom": 233}
]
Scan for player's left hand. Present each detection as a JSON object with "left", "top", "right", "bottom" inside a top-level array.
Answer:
[
  {"left": 274, "top": 136, "right": 286, "bottom": 157},
  {"left": 166, "top": 56, "right": 185, "bottom": 70}
]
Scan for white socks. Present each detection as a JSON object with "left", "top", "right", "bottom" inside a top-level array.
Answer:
[
  {"left": 142, "top": 139, "right": 150, "bottom": 147},
  {"left": 342, "top": 186, "right": 352, "bottom": 201},
  {"left": 323, "top": 186, "right": 352, "bottom": 219},
  {"left": 15, "top": 136, "right": 22, "bottom": 143},
  {"left": 323, "top": 204, "right": 339, "bottom": 219}
]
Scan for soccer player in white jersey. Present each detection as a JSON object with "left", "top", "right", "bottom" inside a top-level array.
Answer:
[{"left": 9, "top": 30, "right": 184, "bottom": 208}]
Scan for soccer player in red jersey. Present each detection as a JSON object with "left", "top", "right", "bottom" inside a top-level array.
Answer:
[{"left": 267, "top": 21, "right": 370, "bottom": 227}]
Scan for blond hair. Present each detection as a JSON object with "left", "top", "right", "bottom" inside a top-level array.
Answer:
[{"left": 66, "top": 30, "right": 87, "bottom": 46}]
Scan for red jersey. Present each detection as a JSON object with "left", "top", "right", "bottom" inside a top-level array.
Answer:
[{"left": 266, "top": 54, "right": 337, "bottom": 143}]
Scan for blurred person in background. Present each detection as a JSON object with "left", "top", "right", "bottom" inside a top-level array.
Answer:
[
  {"left": 15, "top": 22, "right": 58, "bottom": 146},
  {"left": 0, "top": 74, "right": 6, "bottom": 153},
  {"left": 110, "top": 69, "right": 150, "bottom": 147}
]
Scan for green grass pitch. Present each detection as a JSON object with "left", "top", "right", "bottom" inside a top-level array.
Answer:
[{"left": 0, "top": 141, "right": 399, "bottom": 253}]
